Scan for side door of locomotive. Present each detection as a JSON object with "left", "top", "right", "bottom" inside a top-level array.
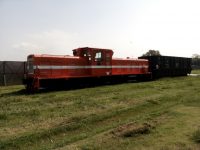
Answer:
[{"left": 91, "top": 49, "right": 112, "bottom": 76}]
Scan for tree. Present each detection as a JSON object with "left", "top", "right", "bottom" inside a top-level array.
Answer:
[
  {"left": 142, "top": 50, "right": 161, "bottom": 57},
  {"left": 192, "top": 54, "right": 200, "bottom": 69},
  {"left": 192, "top": 54, "right": 200, "bottom": 59}
]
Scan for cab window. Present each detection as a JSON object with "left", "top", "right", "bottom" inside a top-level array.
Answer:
[{"left": 95, "top": 52, "right": 102, "bottom": 62}]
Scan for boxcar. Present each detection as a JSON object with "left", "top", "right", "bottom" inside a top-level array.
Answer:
[{"left": 139, "top": 56, "right": 192, "bottom": 78}]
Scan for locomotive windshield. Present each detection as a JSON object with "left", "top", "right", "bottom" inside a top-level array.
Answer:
[{"left": 27, "top": 57, "right": 34, "bottom": 74}]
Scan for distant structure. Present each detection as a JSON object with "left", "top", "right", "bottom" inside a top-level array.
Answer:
[{"left": 0, "top": 61, "right": 26, "bottom": 86}]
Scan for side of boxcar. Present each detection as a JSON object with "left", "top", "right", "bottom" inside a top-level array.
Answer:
[{"left": 139, "top": 56, "right": 192, "bottom": 78}]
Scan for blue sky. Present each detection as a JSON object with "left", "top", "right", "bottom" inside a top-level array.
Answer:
[{"left": 1, "top": 0, "right": 200, "bottom": 60}]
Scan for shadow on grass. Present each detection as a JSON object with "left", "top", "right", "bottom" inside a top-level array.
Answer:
[
  {"left": 1, "top": 79, "right": 140, "bottom": 96},
  {"left": 0, "top": 89, "right": 27, "bottom": 97},
  {"left": 192, "top": 128, "right": 200, "bottom": 143}
]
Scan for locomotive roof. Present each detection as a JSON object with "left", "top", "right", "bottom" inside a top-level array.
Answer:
[
  {"left": 73, "top": 47, "right": 113, "bottom": 51},
  {"left": 28, "top": 54, "right": 79, "bottom": 59},
  {"left": 139, "top": 55, "right": 191, "bottom": 59}
]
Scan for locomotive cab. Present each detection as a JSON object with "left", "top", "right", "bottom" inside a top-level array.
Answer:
[{"left": 72, "top": 47, "right": 114, "bottom": 76}]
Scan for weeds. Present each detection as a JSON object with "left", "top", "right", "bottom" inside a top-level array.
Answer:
[
  {"left": 192, "top": 128, "right": 200, "bottom": 143},
  {"left": 0, "top": 114, "right": 7, "bottom": 120}
]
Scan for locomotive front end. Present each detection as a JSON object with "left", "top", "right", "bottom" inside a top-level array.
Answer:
[{"left": 24, "top": 55, "right": 40, "bottom": 92}]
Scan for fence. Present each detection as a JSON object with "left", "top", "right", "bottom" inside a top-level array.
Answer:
[{"left": 0, "top": 61, "right": 26, "bottom": 86}]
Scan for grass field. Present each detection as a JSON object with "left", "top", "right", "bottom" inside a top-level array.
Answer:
[
  {"left": 0, "top": 75, "right": 200, "bottom": 150},
  {"left": 192, "top": 69, "right": 200, "bottom": 74}
]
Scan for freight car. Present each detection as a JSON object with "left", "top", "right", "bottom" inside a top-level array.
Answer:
[
  {"left": 24, "top": 47, "right": 150, "bottom": 92},
  {"left": 139, "top": 56, "right": 192, "bottom": 78}
]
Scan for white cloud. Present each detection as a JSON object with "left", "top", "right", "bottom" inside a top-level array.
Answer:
[
  {"left": 12, "top": 30, "right": 80, "bottom": 60},
  {"left": 13, "top": 42, "right": 42, "bottom": 51}
]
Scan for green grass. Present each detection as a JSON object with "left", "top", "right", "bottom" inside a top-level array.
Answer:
[
  {"left": 0, "top": 76, "right": 200, "bottom": 150},
  {"left": 191, "top": 69, "right": 200, "bottom": 74}
]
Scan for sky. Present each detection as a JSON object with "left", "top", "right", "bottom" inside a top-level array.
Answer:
[{"left": 1, "top": 0, "right": 200, "bottom": 61}]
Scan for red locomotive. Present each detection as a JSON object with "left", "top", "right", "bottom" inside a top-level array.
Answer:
[{"left": 24, "top": 47, "right": 150, "bottom": 91}]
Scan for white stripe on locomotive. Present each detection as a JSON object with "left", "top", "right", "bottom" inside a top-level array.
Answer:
[{"left": 33, "top": 65, "right": 148, "bottom": 70}]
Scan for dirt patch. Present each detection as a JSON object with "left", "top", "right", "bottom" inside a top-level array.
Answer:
[{"left": 111, "top": 122, "right": 152, "bottom": 137}]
